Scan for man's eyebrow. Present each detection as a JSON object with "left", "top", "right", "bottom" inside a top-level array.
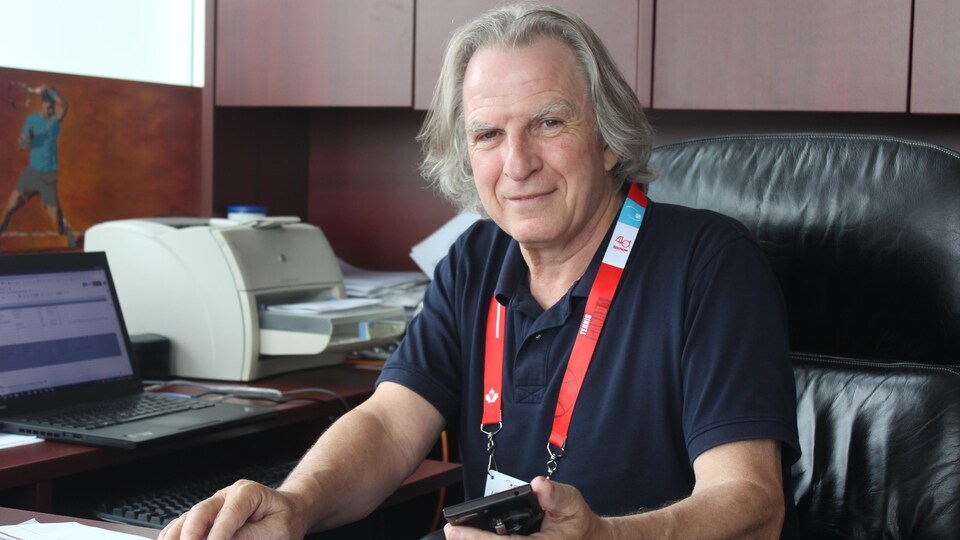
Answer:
[
  {"left": 465, "top": 121, "right": 497, "bottom": 135},
  {"left": 530, "top": 100, "right": 575, "bottom": 123},
  {"left": 464, "top": 100, "right": 577, "bottom": 135}
]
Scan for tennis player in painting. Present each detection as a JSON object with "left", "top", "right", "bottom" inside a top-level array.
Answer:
[{"left": 1, "top": 83, "right": 76, "bottom": 248}]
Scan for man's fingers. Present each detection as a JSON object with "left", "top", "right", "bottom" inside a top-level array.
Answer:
[
  {"left": 157, "top": 514, "right": 183, "bottom": 540},
  {"left": 158, "top": 480, "right": 266, "bottom": 540},
  {"left": 531, "top": 476, "right": 575, "bottom": 516},
  {"left": 204, "top": 480, "right": 270, "bottom": 539},
  {"left": 169, "top": 490, "right": 229, "bottom": 540}
]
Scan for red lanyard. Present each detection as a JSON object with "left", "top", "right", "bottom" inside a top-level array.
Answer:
[{"left": 482, "top": 183, "right": 648, "bottom": 477}]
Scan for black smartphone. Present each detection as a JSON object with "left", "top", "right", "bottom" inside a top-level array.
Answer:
[{"left": 442, "top": 484, "right": 544, "bottom": 535}]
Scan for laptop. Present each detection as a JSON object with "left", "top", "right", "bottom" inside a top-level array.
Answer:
[{"left": 0, "top": 251, "right": 277, "bottom": 449}]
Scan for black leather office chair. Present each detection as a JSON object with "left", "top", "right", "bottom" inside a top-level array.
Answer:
[{"left": 647, "top": 134, "right": 960, "bottom": 539}]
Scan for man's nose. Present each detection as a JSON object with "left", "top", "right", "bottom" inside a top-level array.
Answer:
[{"left": 503, "top": 132, "right": 541, "bottom": 181}]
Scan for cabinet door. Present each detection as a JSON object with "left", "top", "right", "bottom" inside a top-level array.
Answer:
[
  {"left": 911, "top": 0, "right": 960, "bottom": 114},
  {"left": 414, "top": 0, "right": 646, "bottom": 110},
  {"left": 653, "top": 0, "right": 911, "bottom": 112},
  {"left": 216, "top": 0, "right": 414, "bottom": 106}
]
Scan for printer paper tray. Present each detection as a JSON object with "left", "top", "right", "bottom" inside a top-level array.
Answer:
[{"left": 259, "top": 311, "right": 405, "bottom": 356}]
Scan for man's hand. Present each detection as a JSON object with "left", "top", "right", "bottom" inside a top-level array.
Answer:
[
  {"left": 157, "top": 383, "right": 445, "bottom": 540},
  {"left": 529, "top": 476, "right": 613, "bottom": 538},
  {"left": 157, "top": 479, "right": 309, "bottom": 540},
  {"left": 442, "top": 477, "right": 612, "bottom": 540}
]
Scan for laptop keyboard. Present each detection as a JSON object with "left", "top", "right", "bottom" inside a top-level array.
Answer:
[
  {"left": 32, "top": 393, "right": 215, "bottom": 430},
  {"left": 94, "top": 459, "right": 298, "bottom": 528}
]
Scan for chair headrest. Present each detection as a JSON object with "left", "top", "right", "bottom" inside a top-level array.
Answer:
[{"left": 647, "top": 134, "right": 960, "bottom": 364}]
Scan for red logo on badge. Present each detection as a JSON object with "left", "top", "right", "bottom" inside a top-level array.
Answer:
[{"left": 613, "top": 235, "right": 631, "bottom": 252}]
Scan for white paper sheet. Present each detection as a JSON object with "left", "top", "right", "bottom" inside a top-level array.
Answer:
[
  {"left": 0, "top": 519, "right": 152, "bottom": 540},
  {"left": 409, "top": 212, "right": 481, "bottom": 278},
  {"left": 265, "top": 298, "right": 383, "bottom": 314},
  {"left": 0, "top": 433, "right": 42, "bottom": 450}
]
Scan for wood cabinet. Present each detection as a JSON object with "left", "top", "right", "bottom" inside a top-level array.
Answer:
[
  {"left": 414, "top": 0, "right": 652, "bottom": 110},
  {"left": 911, "top": 0, "right": 960, "bottom": 114},
  {"left": 215, "top": 0, "right": 414, "bottom": 106},
  {"left": 202, "top": 0, "right": 956, "bottom": 269},
  {"left": 652, "top": 0, "right": 912, "bottom": 112},
  {"left": 213, "top": 1, "right": 948, "bottom": 114}
]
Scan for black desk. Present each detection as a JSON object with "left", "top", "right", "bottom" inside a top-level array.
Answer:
[{"left": 0, "top": 366, "right": 461, "bottom": 536}]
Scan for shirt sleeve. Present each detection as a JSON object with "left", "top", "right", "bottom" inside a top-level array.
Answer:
[{"left": 680, "top": 230, "right": 801, "bottom": 465}]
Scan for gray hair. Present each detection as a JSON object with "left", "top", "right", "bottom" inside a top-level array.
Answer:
[{"left": 417, "top": 2, "right": 656, "bottom": 214}]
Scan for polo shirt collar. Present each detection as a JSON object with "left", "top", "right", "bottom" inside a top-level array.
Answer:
[
  {"left": 492, "top": 217, "right": 617, "bottom": 311},
  {"left": 493, "top": 238, "right": 527, "bottom": 307}
]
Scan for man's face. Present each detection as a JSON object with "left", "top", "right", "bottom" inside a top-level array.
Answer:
[{"left": 462, "top": 38, "right": 619, "bottom": 251}]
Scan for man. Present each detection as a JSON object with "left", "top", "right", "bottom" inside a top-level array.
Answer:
[
  {"left": 0, "top": 84, "right": 76, "bottom": 248},
  {"left": 160, "top": 4, "right": 799, "bottom": 539}
]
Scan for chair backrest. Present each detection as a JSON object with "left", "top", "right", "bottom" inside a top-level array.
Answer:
[{"left": 647, "top": 134, "right": 960, "bottom": 538}]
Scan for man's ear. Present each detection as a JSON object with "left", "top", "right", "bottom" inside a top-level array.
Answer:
[{"left": 603, "top": 145, "right": 619, "bottom": 172}]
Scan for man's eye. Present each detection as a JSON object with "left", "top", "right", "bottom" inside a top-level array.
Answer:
[{"left": 542, "top": 119, "right": 563, "bottom": 129}]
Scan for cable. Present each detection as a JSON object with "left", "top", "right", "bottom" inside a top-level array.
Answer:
[
  {"left": 282, "top": 387, "right": 352, "bottom": 414},
  {"left": 143, "top": 380, "right": 352, "bottom": 414}
]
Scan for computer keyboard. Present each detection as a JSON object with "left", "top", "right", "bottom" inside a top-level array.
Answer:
[
  {"left": 94, "top": 459, "right": 298, "bottom": 528},
  {"left": 35, "top": 393, "right": 214, "bottom": 430}
]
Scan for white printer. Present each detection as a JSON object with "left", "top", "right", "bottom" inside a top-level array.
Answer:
[{"left": 85, "top": 217, "right": 406, "bottom": 381}]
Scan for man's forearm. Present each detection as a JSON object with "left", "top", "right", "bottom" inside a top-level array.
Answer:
[
  {"left": 277, "top": 383, "right": 445, "bottom": 532},
  {"left": 603, "top": 479, "right": 784, "bottom": 540},
  {"left": 278, "top": 408, "right": 415, "bottom": 530}
]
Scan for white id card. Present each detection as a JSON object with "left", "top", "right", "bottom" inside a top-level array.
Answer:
[{"left": 484, "top": 469, "right": 528, "bottom": 496}]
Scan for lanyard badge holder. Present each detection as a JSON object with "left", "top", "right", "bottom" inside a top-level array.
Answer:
[
  {"left": 482, "top": 297, "right": 506, "bottom": 477},
  {"left": 481, "top": 184, "right": 648, "bottom": 479}
]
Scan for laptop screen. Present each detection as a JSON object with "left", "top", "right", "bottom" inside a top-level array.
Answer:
[{"left": 0, "top": 263, "right": 136, "bottom": 402}]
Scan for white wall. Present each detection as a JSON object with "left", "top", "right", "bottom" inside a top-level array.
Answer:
[{"left": 0, "top": 0, "right": 204, "bottom": 87}]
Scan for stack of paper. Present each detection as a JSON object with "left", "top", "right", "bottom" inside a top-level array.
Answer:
[
  {"left": 331, "top": 212, "right": 481, "bottom": 311},
  {"left": 338, "top": 260, "right": 429, "bottom": 309}
]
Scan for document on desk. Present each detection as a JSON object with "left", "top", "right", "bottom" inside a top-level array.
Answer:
[
  {"left": 0, "top": 519, "right": 151, "bottom": 539},
  {"left": 0, "top": 434, "right": 42, "bottom": 449}
]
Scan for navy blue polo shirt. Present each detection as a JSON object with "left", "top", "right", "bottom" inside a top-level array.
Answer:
[{"left": 378, "top": 198, "right": 800, "bottom": 535}]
